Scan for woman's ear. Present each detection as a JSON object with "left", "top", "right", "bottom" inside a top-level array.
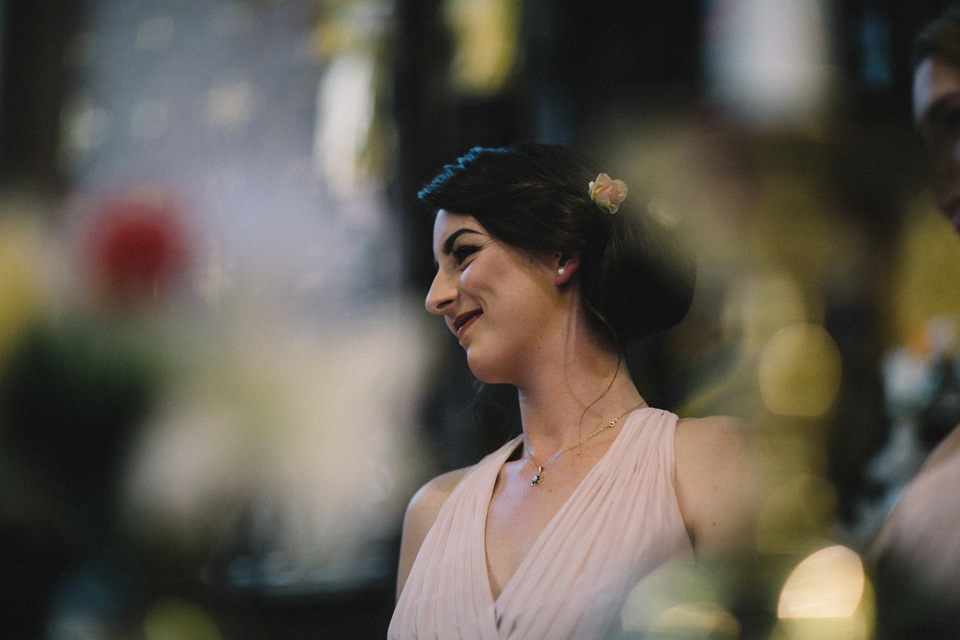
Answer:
[{"left": 555, "top": 253, "right": 581, "bottom": 285}]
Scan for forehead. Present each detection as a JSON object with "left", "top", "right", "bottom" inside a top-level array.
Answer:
[
  {"left": 432, "top": 210, "right": 485, "bottom": 250},
  {"left": 914, "top": 55, "right": 960, "bottom": 125}
]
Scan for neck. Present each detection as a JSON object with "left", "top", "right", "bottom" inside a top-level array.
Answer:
[
  {"left": 508, "top": 287, "right": 644, "bottom": 452},
  {"left": 516, "top": 346, "right": 644, "bottom": 454}
]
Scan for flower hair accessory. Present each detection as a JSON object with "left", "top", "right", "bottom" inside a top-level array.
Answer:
[{"left": 588, "top": 173, "right": 628, "bottom": 214}]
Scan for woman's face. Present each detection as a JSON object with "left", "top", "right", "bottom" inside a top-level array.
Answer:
[
  {"left": 425, "top": 210, "right": 562, "bottom": 384},
  {"left": 915, "top": 54, "right": 960, "bottom": 233}
]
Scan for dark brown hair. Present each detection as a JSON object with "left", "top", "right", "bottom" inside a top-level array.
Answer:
[{"left": 418, "top": 143, "right": 696, "bottom": 349}]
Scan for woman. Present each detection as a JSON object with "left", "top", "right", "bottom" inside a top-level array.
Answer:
[
  {"left": 390, "top": 143, "right": 759, "bottom": 639},
  {"left": 868, "top": 4, "right": 960, "bottom": 635}
]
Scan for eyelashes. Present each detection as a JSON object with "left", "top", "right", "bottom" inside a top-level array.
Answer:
[{"left": 451, "top": 244, "right": 480, "bottom": 266}]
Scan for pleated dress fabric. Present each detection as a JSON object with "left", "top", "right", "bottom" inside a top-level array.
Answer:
[{"left": 388, "top": 407, "right": 693, "bottom": 640}]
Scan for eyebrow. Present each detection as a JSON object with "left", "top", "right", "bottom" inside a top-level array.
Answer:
[{"left": 442, "top": 228, "right": 483, "bottom": 256}]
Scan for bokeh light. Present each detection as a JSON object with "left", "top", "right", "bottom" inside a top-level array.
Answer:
[
  {"left": 143, "top": 597, "right": 222, "bottom": 640},
  {"left": 78, "top": 187, "right": 193, "bottom": 308},
  {"left": 774, "top": 545, "right": 874, "bottom": 640},
  {"left": 758, "top": 323, "right": 842, "bottom": 418},
  {"left": 705, "top": 0, "right": 833, "bottom": 127},
  {"left": 620, "top": 560, "right": 739, "bottom": 638},
  {"left": 444, "top": 0, "right": 520, "bottom": 95},
  {"left": 0, "top": 216, "right": 53, "bottom": 372}
]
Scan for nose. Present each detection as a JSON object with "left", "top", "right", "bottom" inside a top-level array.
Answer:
[{"left": 425, "top": 269, "right": 456, "bottom": 315}]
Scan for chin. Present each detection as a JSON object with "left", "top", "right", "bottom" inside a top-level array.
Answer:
[{"left": 464, "top": 350, "right": 511, "bottom": 385}]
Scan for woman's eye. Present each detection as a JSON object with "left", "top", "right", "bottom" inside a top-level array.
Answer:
[{"left": 452, "top": 244, "right": 479, "bottom": 265}]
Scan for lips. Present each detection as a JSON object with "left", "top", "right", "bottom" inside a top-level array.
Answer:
[{"left": 453, "top": 309, "right": 482, "bottom": 337}]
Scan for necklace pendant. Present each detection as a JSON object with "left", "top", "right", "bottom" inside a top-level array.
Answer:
[{"left": 531, "top": 465, "right": 544, "bottom": 486}]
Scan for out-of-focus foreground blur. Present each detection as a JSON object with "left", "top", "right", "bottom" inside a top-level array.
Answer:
[{"left": 3, "top": 1, "right": 960, "bottom": 638}]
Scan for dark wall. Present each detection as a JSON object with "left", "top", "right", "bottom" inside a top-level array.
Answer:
[{"left": 0, "top": 0, "right": 86, "bottom": 194}]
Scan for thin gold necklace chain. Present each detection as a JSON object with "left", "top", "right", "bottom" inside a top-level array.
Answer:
[{"left": 523, "top": 403, "right": 644, "bottom": 487}]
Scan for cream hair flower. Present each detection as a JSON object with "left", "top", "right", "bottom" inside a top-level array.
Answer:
[{"left": 587, "top": 173, "right": 628, "bottom": 214}]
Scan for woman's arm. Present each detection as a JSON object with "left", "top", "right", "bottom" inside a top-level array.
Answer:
[
  {"left": 395, "top": 467, "right": 470, "bottom": 600},
  {"left": 674, "top": 415, "right": 765, "bottom": 559}
]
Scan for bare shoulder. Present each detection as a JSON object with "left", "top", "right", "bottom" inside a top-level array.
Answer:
[
  {"left": 674, "top": 415, "right": 765, "bottom": 558},
  {"left": 870, "top": 423, "right": 960, "bottom": 564},
  {"left": 675, "top": 414, "right": 758, "bottom": 464},
  {"left": 402, "top": 466, "right": 472, "bottom": 543},
  {"left": 924, "top": 422, "right": 960, "bottom": 468},
  {"left": 395, "top": 466, "right": 472, "bottom": 599},
  {"left": 676, "top": 413, "right": 752, "bottom": 442}
]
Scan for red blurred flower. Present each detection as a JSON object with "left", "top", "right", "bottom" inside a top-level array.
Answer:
[{"left": 84, "top": 192, "right": 192, "bottom": 306}]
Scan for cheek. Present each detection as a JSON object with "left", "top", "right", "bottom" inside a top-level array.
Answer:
[{"left": 461, "top": 257, "right": 510, "bottom": 292}]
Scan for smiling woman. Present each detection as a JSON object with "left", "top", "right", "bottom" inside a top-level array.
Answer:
[
  {"left": 389, "top": 143, "right": 767, "bottom": 640},
  {"left": 421, "top": 144, "right": 694, "bottom": 351},
  {"left": 426, "top": 209, "right": 563, "bottom": 383}
]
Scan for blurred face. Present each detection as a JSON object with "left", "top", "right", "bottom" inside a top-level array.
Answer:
[
  {"left": 425, "top": 210, "right": 560, "bottom": 384},
  {"left": 915, "top": 54, "right": 960, "bottom": 232}
]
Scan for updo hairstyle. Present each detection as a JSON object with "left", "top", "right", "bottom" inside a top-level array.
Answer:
[{"left": 418, "top": 143, "right": 696, "bottom": 349}]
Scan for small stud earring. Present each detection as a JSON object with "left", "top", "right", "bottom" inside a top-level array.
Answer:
[{"left": 558, "top": 267, "right": 566, "bottom": 276}]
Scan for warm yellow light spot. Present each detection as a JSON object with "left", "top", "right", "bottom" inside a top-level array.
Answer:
[
  {"left": 649, "top": 602, "right": 741, "bottom": 639},
  {"left": 778, "top": 545, "right": 864, "bottom": 618},
  {"left": 892, "top": 197, "right": 960, "bottom": 342},
  {"left": 444, "top": 0, "right": 520, "bottom": 95},
  {"left": 729, "top": 272, "right": 808, "bottom": 354},
  {"left": 144, "top": 598, "right": 222, "bottom": 640},
  {"left": 758, "top": 323, "right": 841, "bottom": 417},
  {"left": 0, "top": 218, "right": 51, "bottom": 371}
]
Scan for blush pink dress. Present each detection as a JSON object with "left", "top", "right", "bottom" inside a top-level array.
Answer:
[{"left": 388, "top": 407, "right": 693, "bottom": 640}]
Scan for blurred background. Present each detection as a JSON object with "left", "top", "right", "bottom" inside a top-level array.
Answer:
[{"left": 3, "top": 0, "right": 960, "bottom": 638}]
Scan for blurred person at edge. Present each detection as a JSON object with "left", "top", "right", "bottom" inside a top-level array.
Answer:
[
  {"left": 870, "top": 3, "right": 960, "bottom": 637},
  {"left": 388, "top": 143, "right": 764, "bottom": 640}
]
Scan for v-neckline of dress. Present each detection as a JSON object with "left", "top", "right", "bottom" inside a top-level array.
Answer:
[{"left": 480, "top": 407, "right": 647, "bottom": 608}]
